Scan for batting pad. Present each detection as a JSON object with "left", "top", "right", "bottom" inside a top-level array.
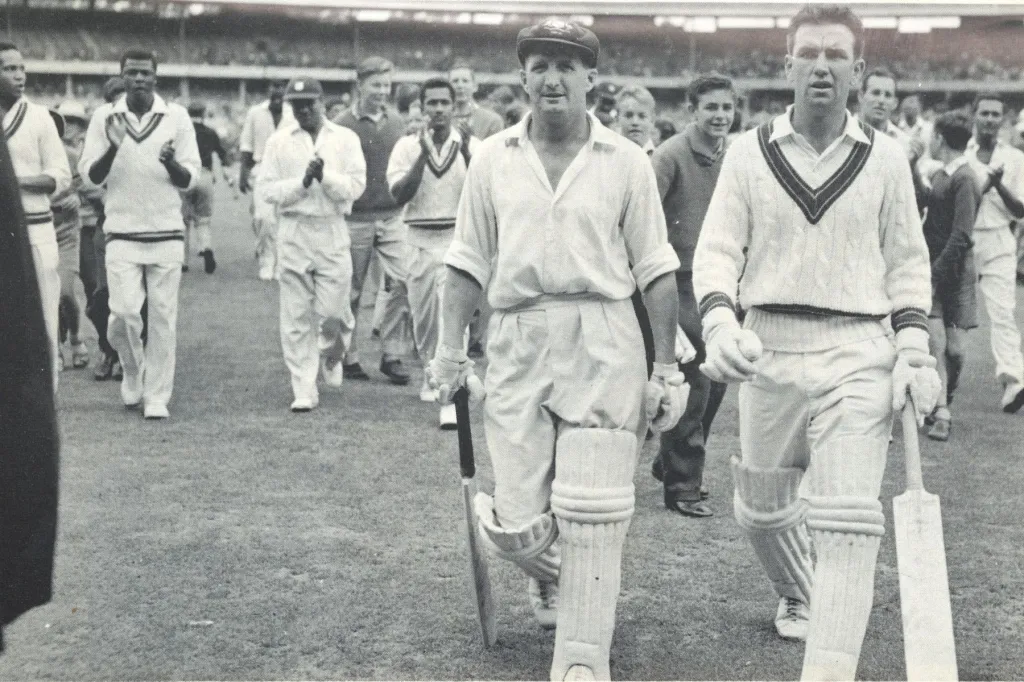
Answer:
[
  {"left": 549, "top": 427, "right": 637, "bottom": 682},
  {"left": 731, "top": 458, "right": 813, "bottom": 605},
  {"left": 474, "top": 492, "right": 560, "bottom": 583},
  {"left": 800, "top": 438, "right": 887, "bottom": 682}
]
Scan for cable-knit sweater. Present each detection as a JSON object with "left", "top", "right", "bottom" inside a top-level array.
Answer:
[{"left": 693, "top": 114, "right": 932, "bottom": 353}]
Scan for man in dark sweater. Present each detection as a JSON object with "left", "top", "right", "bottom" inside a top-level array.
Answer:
[
  {"left": 335, "top": 57, "right": 411, "bottom": 384},
  {"left": 649, "top": 74, "right": 735, "bottom": 517},
  {"left": 922, "top": 110, "right": 982, "bottom": 441},
  {"left": 183, "top": 102, "right": 230, "bottom": 274}
]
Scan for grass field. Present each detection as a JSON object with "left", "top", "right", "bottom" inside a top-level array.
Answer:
[{"left": 2, "top": 182, "right": 1024, "bottom": 681}]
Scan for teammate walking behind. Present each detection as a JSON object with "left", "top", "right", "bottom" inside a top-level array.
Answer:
[
  {"left": 0, "top": 42, "right": 72, "bottom": 388},
  {"left": 259, "top": 78, "right": 366, "bottom": 412},
  {"left": 80, "top": 49, "right": 200, "bottom": 419},
  {"left": 920, "top": 111, "right": 982, "bottom": 441},
  {"left": 183, "top": 102, "right": 230, "bottom": 274},
  {"left": 965, "top": 92, "right": 1024, "bottom": 414},
  {"left": 692, "top": 6, "right": 940, "bottom": 679},
  {"left": 239, "top": 80, "right": 291, "bottom": 280},
  {"left": 336, "top": 57, "right": 413, "bottom": 385},
  {"left": 387, "top": 77, "right": 477, "bottom": 429},
  {"left": 650, "top": 75, "right": 735, "bottom": 518},
  {"left": 429, "top": 20, "right": 687, "bottom": 680}
]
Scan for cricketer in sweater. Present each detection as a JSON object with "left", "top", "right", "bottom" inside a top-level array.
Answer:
[
  {"left": 79, "top": 50, "right": 200, "bottom": 419},
  {"left": 691, "top": 6, "right": 940, "bottom": 681}
]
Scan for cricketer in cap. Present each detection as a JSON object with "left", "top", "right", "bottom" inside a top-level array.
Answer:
[
  {"left": 692, "top": 4, "right": 941, "bottom": 679},
  {"left": 429, "top": 18, "right": 686, "bottom": 682}
]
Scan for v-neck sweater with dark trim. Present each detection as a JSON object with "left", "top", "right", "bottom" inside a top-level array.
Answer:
[
  {"left": 692, "top": 121, "right": 932, "bottom": 353},
  {"left": 337, "top": 107, "right": 405, "bottom": 221}
]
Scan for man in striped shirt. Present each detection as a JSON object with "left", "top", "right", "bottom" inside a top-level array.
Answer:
[
  {"left": 692, "top": 6, "right": 940, "bottom": 679},
  {"left": 0, "top": 42, "right": 72, "bottom": 389},
  {"left": 79, "top": 49, "right": 200, "bottom": 420}
]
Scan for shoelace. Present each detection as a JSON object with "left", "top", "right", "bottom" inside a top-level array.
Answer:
[
  {"left": 538, "top": 582, "right": 557, "bottom": 608},
  {"left": 784, "top": 598, "right": 803, "bottom": 618}
]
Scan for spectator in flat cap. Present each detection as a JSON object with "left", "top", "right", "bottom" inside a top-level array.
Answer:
[{"left": 591, "top": 81, "right": 620, "bottom": 126}]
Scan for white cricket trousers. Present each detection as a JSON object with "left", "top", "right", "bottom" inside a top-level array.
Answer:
[
  {"left": 251, "top": 163, "right": 278, "bottom": 276},
  {"left": 483, "top": 296, "right": 648, "bottom": 527},
  {"left": 405, "top": 227, "right": 454, "bottom": 364},
  {"left": 973, "top": 227, "right": 1024, "bottom": 387},
  {"left": 29, "top": 231, "right": 61, "bottom": 392},
  {"left": 106, "top": 259, "right": 183, "bottom": 408},
  {"left": 277, "top": 215, "right": 355, "bottom": 402}
]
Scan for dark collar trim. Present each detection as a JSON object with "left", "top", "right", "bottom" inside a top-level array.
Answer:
[{"left": 4, "top": 100, "right": 28, "bottom": 140}]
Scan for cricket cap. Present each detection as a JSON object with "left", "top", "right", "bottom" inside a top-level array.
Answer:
[
  {"left": 284, "top": 78, "right": 324, "bottom": 100},
  {"left": 517, "top": 19, "right": 600, "bottom": 68}
]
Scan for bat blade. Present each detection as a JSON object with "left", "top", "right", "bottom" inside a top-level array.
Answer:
[
  {"left": 893, "top": 488, "right": 958, "bottom": 681},
  {"left": 462, "top": 477, "right": 497, "bottom": 648}
]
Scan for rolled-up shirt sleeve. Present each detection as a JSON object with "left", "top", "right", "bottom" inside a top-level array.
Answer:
[
  {"left": 385, "top": 136, "right": 417, "bottom": 192},
  {"left": 78, "top": 107, "right": 108, "bottom": 188},
  {"left": 621, "top": 153, "right": 679, "bottom": 291},
  {"left": 39, "top": 112, "right": 71, "bottom": 197},
  {"left": 444, "top": 153, "right": 496, "bottom": 289},
  {"left": 692, "top": 141, "right": 751, "bottom": 333},
  {"left": 320, "top": 131, "right": 366, "bottom": 206}
]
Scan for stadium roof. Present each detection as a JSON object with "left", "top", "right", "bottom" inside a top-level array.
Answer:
[{"left": 179, "top": 0, "right": 1024, "bottom": 17}]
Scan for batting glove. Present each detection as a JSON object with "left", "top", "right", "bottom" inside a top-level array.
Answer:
[
  {"left": 645, "top": 362, "right": 690, "bottom": 433},
  {"left": 675, "top": 326, "right": 697, "bottom": 365},
  {"left": 892, "top": 349, "right": 941, "bottom": 427},
  {"left": 700, "top": 326, "right": 762, "bottom": 383},
  {"left": 427, "top": 343, "right": 485, "bottom": 405}
]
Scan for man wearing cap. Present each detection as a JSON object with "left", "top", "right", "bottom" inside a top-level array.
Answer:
[
  {"left": 0, "top": 41, "right": 72, "bottom": 389},
  {"left": 429, "top": 20, "right": 686, "bottom": 681},
  {"left": 240, "top": 80, "right": 293, "bottom": 280},
  {"left": 336, "top": 56, "right": 413, "bottom": 385},
  {"left": 259, "top": 78, "right": 366, "bottom": 412},
  {"left": 183, "top": 101, "right": 230, "bottom": 274},
  {"left": 589, "top": 81, "right": 619, "bottom": 127},
  {"left": 79, "top": 49, "right": 201, "bottom": 420}
]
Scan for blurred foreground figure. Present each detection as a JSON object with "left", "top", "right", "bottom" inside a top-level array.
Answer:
[{"left": 0, "top": 114, "right": 60, "bottom": 655}]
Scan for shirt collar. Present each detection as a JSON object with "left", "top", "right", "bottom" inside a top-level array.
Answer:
[
  {"left": 353, "top": 103, "right": 388, "bottom": 122},
  {"left": 684, "top": 122, "right": 724, "bottom": 161},
  {"left": 284, "top": 119, "right": 339, "bottom": 138},
  {"left": 112, "top": 93, "right": 167, "bottom": 115},
  {"left": 641, "top": 138, "right": 656, "bottom": 155},
  {"left": 967, "top": 137, "right": 1004, "bottom": 154},
  {"left": 943, "top": 155, "right": 970, "bottom": 175},
  {"left": 511, "top": 112, "right": 619, "bottom": 152},
  {"left": 770, "top": 106, "right": 869, "bottom": 145}
]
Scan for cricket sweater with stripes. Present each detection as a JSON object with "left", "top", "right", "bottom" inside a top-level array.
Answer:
[
  {"left": 692, "top": 109, "right": 932, "bottom": 354},
  {"left": 78, "top": 94, "right": 200, "bottom": 264},
  {"left": 4, "top": 97, "right": 72, "bottom": 244}
]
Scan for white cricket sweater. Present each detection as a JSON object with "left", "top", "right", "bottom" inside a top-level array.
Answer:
[
  {"left": 693, "top": 116, "right": 932, "bottom": 353},
  {"left": 4, "top": 97, "right": 72, "bottom": 244}
]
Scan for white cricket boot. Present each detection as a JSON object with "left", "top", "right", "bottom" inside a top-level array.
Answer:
[
  {"left": 528, "top": 577, "right": 559, "bottom": 630},
  {"left": 775, "top": 596, "right": 810, "bottom": 641}
]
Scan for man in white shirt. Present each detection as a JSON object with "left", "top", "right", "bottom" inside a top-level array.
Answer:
[
  {"left": 428, "top": 20, "right": 686, "bottom": 681},
  {"left": 259, "top": 78, "right": 367, "bottom": 413},
  {"left": 857, "top": 66, "right": 921, "bottom": 160},
  {"left": 79, "top": 49, "right": 201, "bottom": 420},
  {"left": 692, "top": 7, "right": 939, "bottom": 679},
  {"left": 0, "top": 42, "right": 72, "bottom": 388},
  {"left": 965, "top": 92, "right": 1024, "bottom": 413},
  {"left": 387, "top": 77, "right": 477, "bottom": 429},
  {"left": 239, "top": 80, "right": 293, "bottom": 280}
]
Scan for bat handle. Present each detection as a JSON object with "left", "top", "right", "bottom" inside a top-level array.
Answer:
[
  {"left": 454, "top": 387, "right": 474, "bottom": 479},
  {"left": 901, "top": 398, "right": 925, "bottom": 492}
]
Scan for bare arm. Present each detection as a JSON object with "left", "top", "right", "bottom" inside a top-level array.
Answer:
[
  {"left": 390, "top": 147, "right": 429, "bottom": 205},
  {"left": 439, "top": 266, "right": 483, "bottom": 349},
  {"left": 643, "top": 272, "right": 680, "bottom": 364},
  {"left": 88, "top": 143, "right": 119, "bottom": 186},
  {"left": 19, "top": 175, "right": 57, "bottom": 194}
]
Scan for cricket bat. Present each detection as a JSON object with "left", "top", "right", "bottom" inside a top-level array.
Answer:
[
  {"left": 453, "top": 386, "right": 497, "bottom": 648},
  {"left": 894, "top": 401, "right": 958, "bottom": 681}
]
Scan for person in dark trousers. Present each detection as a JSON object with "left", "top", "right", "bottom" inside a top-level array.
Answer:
[
  {"left": 0, "top": 84, "right": 60, "bottom": 652},
  {"left": 649, "top": 74, "right": 737, "bottom": 517}
]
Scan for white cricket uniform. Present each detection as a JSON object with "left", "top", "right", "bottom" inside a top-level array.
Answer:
[
  {"left": 240, "top": 100, "right": 294, "bottom": 277},
  {"left": 694, "top": 110, "right": 931, "bottom": 681},
  {"left": 965, "top": 139, "right": 1024, "bottom": 390},
  {"left": 446, "top": 113, "right": 678, "bottom": 680},
  {"left": 386, "top": 130, "right": 478, "bottom": 366},
  {"left": 259, "top": 120, "right": 366, "bottom": 404},
  {"left": 79, "top": 94, "right": 201, "bottom": 411},
  {"left": 5, "top": 97, "right": 72, "bottom": 388}
]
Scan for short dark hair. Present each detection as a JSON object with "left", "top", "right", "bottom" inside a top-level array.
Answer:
[
  {"left": 120, "top": 49, "right": 157, "bottom": 72},
  {"left": 0, "top": 41, "right": 19, "bottom": 53},
  {"left": 973, "top": 91, "right": 1005, "bottom": 112},
  {"left": 934, "top": 111, "right": 973, "bottom": 151},
  {"left": 687, "top": 74, "right": 735, "bottom": 107},
  {"left": 420, "top": 77, "right": 456, "bottom": 105},
  {"left": 861, "top": 66, "right": 896, "bottom": 93},
  {"left": 787, "top": 5, "right": 865, "bottom": 59},
  {"left": 654, "top": 118, "right": 677, "bottom": 141}
]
